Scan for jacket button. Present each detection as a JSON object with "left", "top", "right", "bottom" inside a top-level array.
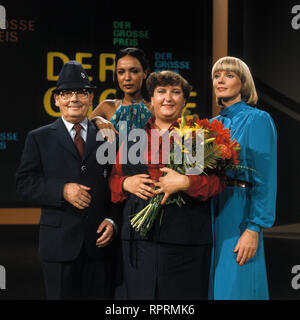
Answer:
[{"left": 81, "top": 165, "right": 87, "bottom": 171}]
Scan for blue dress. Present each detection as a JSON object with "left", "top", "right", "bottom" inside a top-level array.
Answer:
[
  {"left": 209, "top": 100, "right": 277, "bottom": 300},
  {"left": 110, "top": 100, "right": 152, "bottom": 134}
]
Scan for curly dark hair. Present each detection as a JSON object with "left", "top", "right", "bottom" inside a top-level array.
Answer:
[{"left": 146, "top": 70, "right": 192, "bottom": 102}]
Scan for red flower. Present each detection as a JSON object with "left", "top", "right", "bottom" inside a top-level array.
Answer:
[
  {"left": 196, "top": 118, "right": 212, "bottom": 130},
  {"left": 209, "top": 120, "right": 230, "bottom": 144},
  {"left": 229, "top": 140, "right": 240, "bottom": 165},
  {"left": 219, "top": 144, "right": 232, "bottom": 160}
]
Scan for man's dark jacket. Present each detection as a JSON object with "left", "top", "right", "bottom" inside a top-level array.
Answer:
[{"left": 16, "top": 118, "right": 113, "bottom": 262}]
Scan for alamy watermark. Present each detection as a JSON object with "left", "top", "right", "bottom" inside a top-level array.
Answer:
[
  {"left": 291, "top": 5, "right": 300, "bottom": 30},
  {"left": 291, "top": 265, "right": 300, "bottom": 290},
  {"left": 0, "top": 265, "right": 6, "bottom": 290},
  {"left": 95, "top": 121, "right": 204, "bottom": 175},
  {"left": 0, "top": 5, "right": 6, "bottom": 29}
]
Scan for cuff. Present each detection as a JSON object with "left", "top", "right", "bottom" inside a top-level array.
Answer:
[
  {"left": 111, "top": 175, "right": 129, "bottom": 203},
  {"left": 246, "top": 223, "right": 261, "bottom": 233},
  {"left": 184, "top": 175, "right": 202, "bottom": 198},
  {"left": 105, "top": 218, "right": 118, "bottom": 235}
]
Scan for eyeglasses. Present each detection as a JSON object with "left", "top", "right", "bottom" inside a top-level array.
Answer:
[{"left": 59, "top": 89, "right": 90, "bottom": 100}]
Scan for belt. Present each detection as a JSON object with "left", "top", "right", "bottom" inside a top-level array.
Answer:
[{"left": 227, "top": 179, "right": 252, "bottom": 188}]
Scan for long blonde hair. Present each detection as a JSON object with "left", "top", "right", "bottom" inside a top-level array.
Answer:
[{"left": 212, "top": 56, "right": 258, "bottom": 107}]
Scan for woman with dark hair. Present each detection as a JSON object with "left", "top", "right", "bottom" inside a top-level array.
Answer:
[
  {"left": 114, "top": 47, "right": 150, "bottom": 102},
  {"left": 89, "top": 47, "right": 152, "bottom": 138}
]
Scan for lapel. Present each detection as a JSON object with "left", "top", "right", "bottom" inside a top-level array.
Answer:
[
  {"left": 50, "top": 118, "right": 97, "bottom": 161},
  {"left": 82, "top": 120, "right": 97, "bottom": 161},
  {"left": 122, "top": 139, "right": 149, "bottom": 176},
  {"left": 50, "top": 118, "right": 80, "bottom": 160}
]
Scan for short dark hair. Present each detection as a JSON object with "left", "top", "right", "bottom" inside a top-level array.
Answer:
[
  {"left": 114, "top": 47, "right": 150, "bottom": 100},
  {"left": 146, "top": 70, "right": 192, "bottom": 101}
]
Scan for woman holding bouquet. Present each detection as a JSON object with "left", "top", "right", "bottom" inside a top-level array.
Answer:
[
  {"left": 109, "top": 71, "right": 225, "bottom": 299},
  {"left": 89, "top": 47, "right": 152, "bottom": 141},
  {"left": 209, "top": 57, "right": 277, "bottom": 299}
]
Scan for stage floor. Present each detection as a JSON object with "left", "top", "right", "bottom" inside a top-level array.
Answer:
[{"left": 0, "top": 225, "right": 299, "bottom": 300}]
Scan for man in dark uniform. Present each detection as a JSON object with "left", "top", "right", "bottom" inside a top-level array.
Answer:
[{"left": 16, "top": 61, "right": 116, "bottom": 299}]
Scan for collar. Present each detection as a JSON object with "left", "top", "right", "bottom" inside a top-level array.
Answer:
[
  {"left": 219, "top": 100, "right": 248, "bottom": 118},
  {"left": 61, "top": 117, "right": 88, "bottom": 132},
  {"left": 146, "top": 117, "right": 179, "bottom": 131}
]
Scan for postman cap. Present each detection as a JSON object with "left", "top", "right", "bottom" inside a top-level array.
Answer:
[{"left": 52, "top": 60, "right": 96, "bottom": 93}]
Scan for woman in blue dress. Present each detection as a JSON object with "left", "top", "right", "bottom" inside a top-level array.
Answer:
[
  {"left": 89, "top": 48, "right": 152, "bottom": 140},
  {"left": 209, "top": 56, "right": 277, "bottom": 300}
]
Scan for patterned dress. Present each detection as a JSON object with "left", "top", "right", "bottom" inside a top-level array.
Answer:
[{"left": 110, "top": 100, "right": 152, "bottom": 134}]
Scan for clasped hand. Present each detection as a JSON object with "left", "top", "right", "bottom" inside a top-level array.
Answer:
[
  {"left": 123, "top": 168, "right": 190, "bottom": 205},
  {"left": 63, "top": 182, "right": 114, "bottom": 247},
  {"left": 63, "top": 182, "right": 91, "bottom": 210}
]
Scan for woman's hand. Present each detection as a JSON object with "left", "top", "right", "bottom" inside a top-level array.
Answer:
[
  {"left": 233, "top": 229, "right": 259, "bottom": 266},
  {"left": 93, "top": 116, "right": 118, "bottom": 144},
  {"left": 122, "top": 174, "right": 155, "bottom": 200},
  {"left": 154, "top": 167, "right": 190, "bottom": 205}
]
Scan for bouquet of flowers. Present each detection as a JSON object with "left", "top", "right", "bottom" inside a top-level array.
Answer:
[{"left": 130, "top": 115, "right": 240, "bottom": 237}]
